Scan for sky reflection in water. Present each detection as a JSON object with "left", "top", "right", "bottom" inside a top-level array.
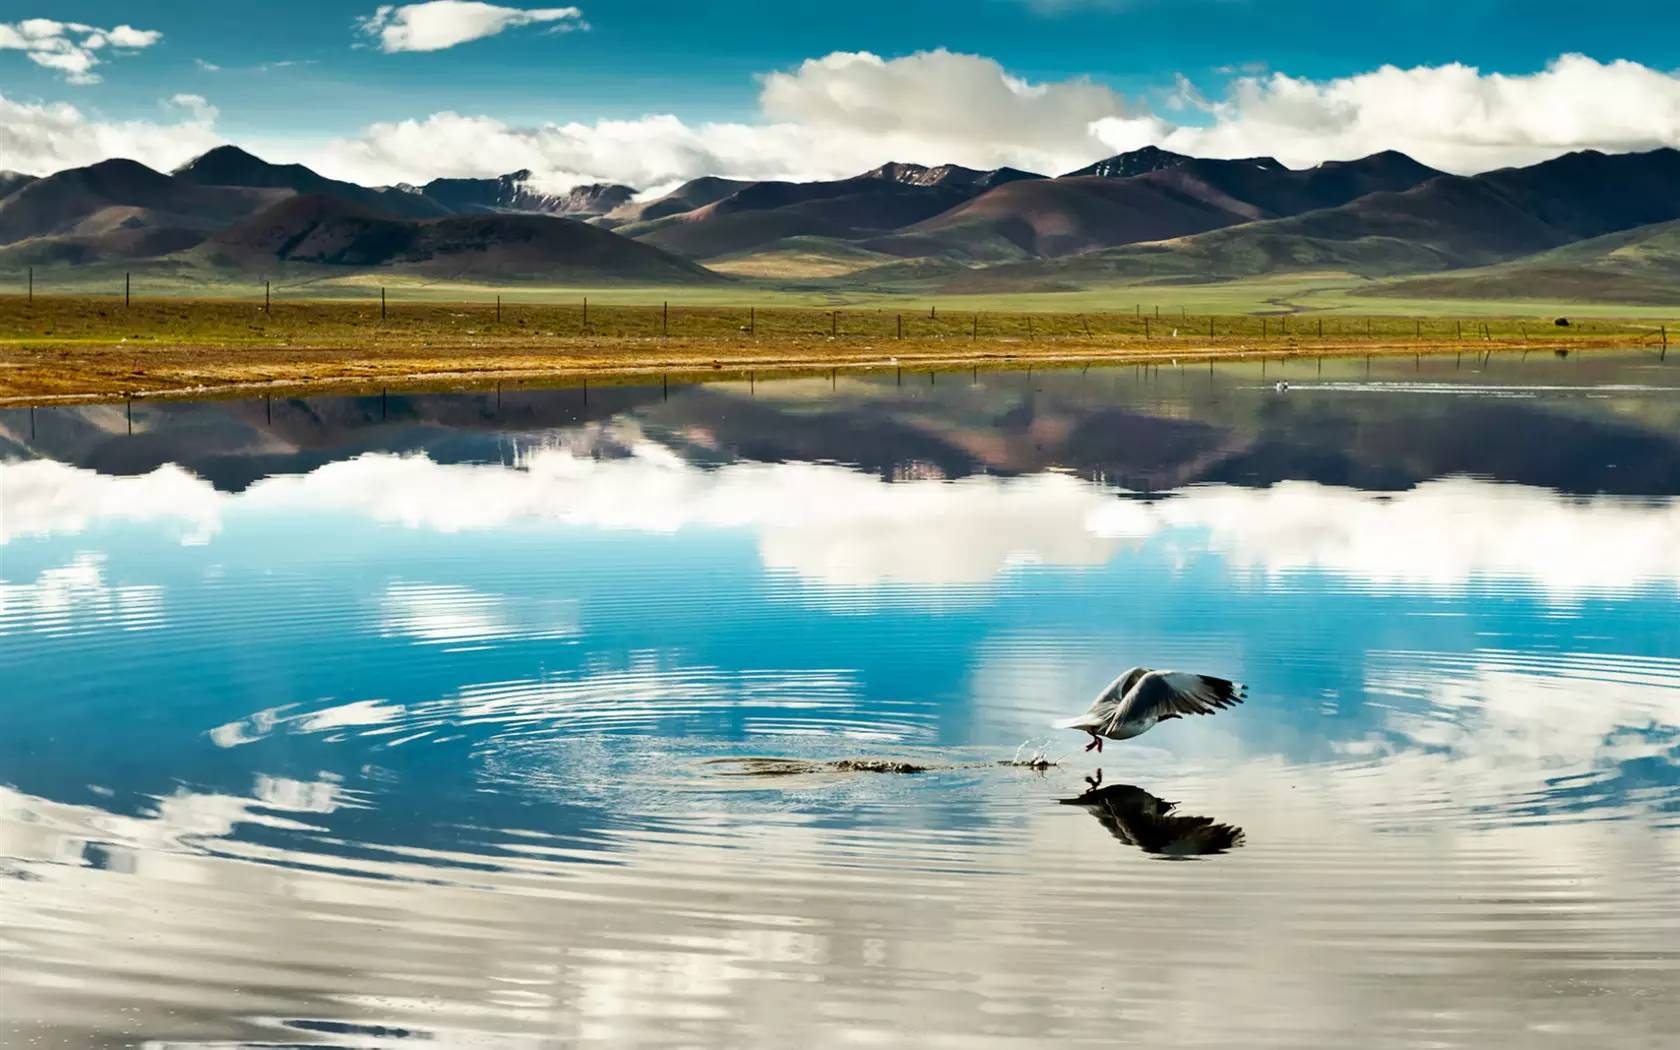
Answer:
[{"left": 2, "top": 352, "right": 1679, "bottom": 1047}]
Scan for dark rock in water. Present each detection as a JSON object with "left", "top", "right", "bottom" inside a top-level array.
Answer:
[
  {"left": 704, "top": 756, "right": 930, "bottom": 776},
  {"left": 1555, "top": 317, "right": 1572, "bottom": 326},
  {"left": 830, "top": 759, "right": 928, "bottom": 774}
]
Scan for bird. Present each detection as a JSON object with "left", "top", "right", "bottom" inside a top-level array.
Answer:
[
  {"left": 1060, "top": 775, "right": 1244, "bottom": 856},
  {"left": 1054, "top": 667, "right": 1245, "bottom": 752}
]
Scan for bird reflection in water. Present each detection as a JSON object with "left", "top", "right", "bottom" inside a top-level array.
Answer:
[{"left": 1060, "top": 772, "right": 1245, "bottom": 857}]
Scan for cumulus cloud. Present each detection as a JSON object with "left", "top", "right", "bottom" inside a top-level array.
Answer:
[
  {"left": 6, "top": 44, "right": 1677, "bottom": 187},
  {"left": 9, "top": 451, "right": 1680, "bottom": 594},
  {"left": 0, "top": 18, "right": 161, "bottom": 84},
  {"left": 1094, "top": 53, "right": 1680, "bottom": 173},
  {"left": 167, "top": 93, "right": 219, "bottom": 123},
  {"left": 306, "top": 49, "right": 1146, "bottom": 188},
  {"left": 0, "top": 92, "right": 220, "bottom": 174},
  {"left": 357, "top": 2, "right": 585, "bottom": 53},
  {"left": 297, "top": 50, "right": 1680, "bottom": 192}
]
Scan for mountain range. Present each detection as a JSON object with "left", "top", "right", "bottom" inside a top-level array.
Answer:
[{"left": 0, "top": 142, "right": 1676, "bottom": 301}]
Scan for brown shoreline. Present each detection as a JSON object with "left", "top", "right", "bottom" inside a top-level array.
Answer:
[
  {"left": 1, "top": 294, "right": 1668, "bottom": 406},
  {"left": 0, "top": 335, "right": 1665, "bottom": 407}
]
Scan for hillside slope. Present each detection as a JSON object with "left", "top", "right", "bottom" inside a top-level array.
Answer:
[
  {"left": 175, "top": 146, "right": 448, "bottom": 219},
  {"left": 881, "top": 150, "right": 1444, "bottom": 263},
  {"left": 1367, "top": 218, "right": 1680, "bottom": 305},
  {"left": 197, "top": 195, "right": 720, "bottom": 282}
]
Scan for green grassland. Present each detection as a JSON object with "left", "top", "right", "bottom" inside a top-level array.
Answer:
[{"left": 6, "top": 238, "right": 1679, "bottom": 323}]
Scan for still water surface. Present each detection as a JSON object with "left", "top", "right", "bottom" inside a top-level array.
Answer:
[{"left": 3, "top": 352, "right": 1680, "bottom": 1047}]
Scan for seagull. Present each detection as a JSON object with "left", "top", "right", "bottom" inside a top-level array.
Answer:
[
  {"left": 1060, "top": 775, "right": 1244, "bottom": 856},
  {"left": 1054, "top": 667, "right": 1246, "bottom": 752}
]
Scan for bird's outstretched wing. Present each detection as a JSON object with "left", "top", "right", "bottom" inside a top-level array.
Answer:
[
  {"left": 1108, "top": 671, "right": 1245, "bottom": 731},
  {"left": 1053, "top": 666, "right": 1151, "bottom": 729}
]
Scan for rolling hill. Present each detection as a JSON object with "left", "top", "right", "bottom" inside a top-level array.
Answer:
[
  {"left": 4, "top": 140, "right": 1678, "bottom": 296},
  {"left": 416, "top": 171, "right": 635, "bottom": 217},
  {"left": 618, "top": 174, "right": 980, "bottom": 259},
  {"left": 598, "top": 177, "right": 751, "bottom": 228},
  {"left": 0, "top": 171, "right": 37, "bottom": 201},
  {"left": 873, "top": 150, "right": 1444, "bottom": 263},
  {"left": 174, "top": 146, "right": 449, "bottom": 219},
  {"left": 613, "top": 163, "right": 1045, "bottom": 260},
  {"left": 0, "top": 158, "right": 287, "bottom": 260},
  {"left": 937, "top": 147, "right": 1680, "bottom": 291},
  {"left": 196, "top": 194, "right": 718, "bottom": 282},
  {"left": 1367, "top": 218, "right": 1680, "bottom": 305}
]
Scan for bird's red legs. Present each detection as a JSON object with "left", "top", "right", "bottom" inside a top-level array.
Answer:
[{"left": 1084, "top": 731, "right": 1103, "bottom": 753}]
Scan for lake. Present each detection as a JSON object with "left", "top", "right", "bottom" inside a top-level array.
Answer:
[{"left": 3, "top": 351, "right": 1679, "bottom": 1048}]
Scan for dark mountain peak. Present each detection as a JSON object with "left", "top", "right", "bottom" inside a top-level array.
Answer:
[
  {"left": 418, "top": 171, "right": 635, "bottom": 217},
  {"left": 1314, "top": 150, "right": 1440, "bottom": 178},
  {"left": 864, "top": 161, "right": 935, "bottom": 183},
  {"left": 1062, "top": 145, "right": 1195, "bottom": 179},
  {"left": 0, "top": 170, "right": 40, "bottom": 200},
  {"left": 48, "top": 158, "right": 174, "bottom": 196},
  {"left": 174, "top": 146, "right": 319, "bottom": 187},
  {"left": 863, "top": 162, "right": 1045, "bottom": 193},
  {"left": 176, "top": 144, "right": 264, "bottom": 175}
]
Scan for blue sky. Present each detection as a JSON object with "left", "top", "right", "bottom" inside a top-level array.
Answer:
[{"left": 2, "top": 2, "right": 1677, "bottom": 186}]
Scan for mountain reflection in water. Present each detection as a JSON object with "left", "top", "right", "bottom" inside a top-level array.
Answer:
[{"left": 2, "top": 351, "right": 1678, "bottom": 1048}]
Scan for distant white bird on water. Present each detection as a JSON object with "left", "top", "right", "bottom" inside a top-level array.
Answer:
[{"left": 1055, "top": 668, "right": 1246, "bottom": 752}]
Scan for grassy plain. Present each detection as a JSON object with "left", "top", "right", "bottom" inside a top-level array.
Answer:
[{"left": 1, "top": 293, "right": 1671, "bottom": 405}]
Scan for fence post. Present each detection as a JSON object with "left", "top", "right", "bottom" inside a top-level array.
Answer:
[
  {"left": 381, "top": 287, "right": 386, "bottom": 320},
  {"left": 583, "top": 296, "right": 588, "bottom": 332},
  {"left": 27, "top": 266, "right": 32, "bottom": 303},
  {"left": 663, "top": 301, "right": 668, "bottom": 338},
  {"left": 897, "top": 313, "right": 903, "bottom": 339},
  {"left": 125, "top": 272, "right": 130, "bottom": 307},
  {"left": 496, "top": 295, "right": 501, "bottom": 323},
  {"left": 750, "top": 305, "right": 755, "bottom": 335},
  {"left": 972, "top": 313, "right": 977, "bottom": 341},
  {"left": 265, "top": 280, "right": 271, "bottom": 314}
]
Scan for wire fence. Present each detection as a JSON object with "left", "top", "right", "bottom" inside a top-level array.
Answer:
[{"left": 0, "top": 284, "right": 1671, "bottom": 351}]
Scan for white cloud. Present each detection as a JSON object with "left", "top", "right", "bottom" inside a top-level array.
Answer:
[
  {"left": 0, "top": 18, "right": 161, "bottom": 84},
  {"left": 0, "top": 459, "right": 221, "bottom": 543},
  {"left": 378, "top": 580, "right": 579, "bottom": 645},
  {"left": 1094, "top": 53, "right": 1680, "bottom": 173},
  {"left": 358, "top": 2, "right": 585, "bottom": 53},
  {"left": 0, "top": 92, "right": 221, "bottom": 175},
  {"left": 297, "top": 50, "right": 1680, "bottom": 192},
  {"left": 168, "top": 93, "right": 219, "bottom": 123},
  {"left": 0, "top": 553, "right": 166, "bottom": 636},
  {"left": 194, "top": 58, "right": 221, "bottom": 72},
  {"left": 304, "top": 50, "right": 1144, "bottom": 188},
  {"left": 6, "top": 45, "right": 1677, "bottom": 187},
  {"left": 10, "top": 448, "right": 1680, "bottom": 594}
]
